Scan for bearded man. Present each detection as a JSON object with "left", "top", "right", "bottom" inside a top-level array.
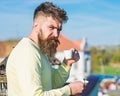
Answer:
[{"left": 6, "top": 2, "right": 84, "bottom": 96}]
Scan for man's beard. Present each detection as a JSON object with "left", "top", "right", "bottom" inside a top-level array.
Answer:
[{"left": 38, "top": 34, "right": 60, "bottom": 59}]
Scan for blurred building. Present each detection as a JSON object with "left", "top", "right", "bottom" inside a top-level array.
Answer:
[
  {"left": 55, "top": 34, "right": 91, "bottom": 82},
  {"left": 0, "top": 42, "right": 6, "bottom": 58}
]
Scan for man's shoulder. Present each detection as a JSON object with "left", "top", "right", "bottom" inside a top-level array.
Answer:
[{"left": 17, "top": 38, "right": 35, "bottom": 48}]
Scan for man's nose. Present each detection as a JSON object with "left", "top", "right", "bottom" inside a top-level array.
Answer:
[{"left": 53, "top": 29, "right": 59, "bottom": 37}]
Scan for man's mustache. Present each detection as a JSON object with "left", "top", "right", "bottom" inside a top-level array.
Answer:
[{"left": 48, "top": 36, "right": 60, "bottom": 44}]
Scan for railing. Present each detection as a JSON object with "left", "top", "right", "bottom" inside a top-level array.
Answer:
[{"left": 0, "top": 75, "right": 7, "bottom": 96}]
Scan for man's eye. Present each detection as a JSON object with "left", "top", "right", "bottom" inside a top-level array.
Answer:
[{"left": 49, "top": 26, "right": 54, "bottom": 30}]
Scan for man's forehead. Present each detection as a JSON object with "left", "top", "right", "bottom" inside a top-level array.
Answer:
[{"left": 46, "top": 17, "right": 62, "bottom": 27}]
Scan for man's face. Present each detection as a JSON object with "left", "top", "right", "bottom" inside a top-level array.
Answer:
[
  {"left": 38, "top": 16, "right": 62, "bottom": 58},
  {"left": 39, "top": 16, "right": 62, "bottom": 40}
]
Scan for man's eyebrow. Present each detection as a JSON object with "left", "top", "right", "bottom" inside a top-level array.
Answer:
[{"left": 49, "top": 25, "right": 62, "bottom": 31}]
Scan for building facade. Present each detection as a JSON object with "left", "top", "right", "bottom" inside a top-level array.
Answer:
[{"left": 55, "top": 34, "right": 91, "bottom": 82}]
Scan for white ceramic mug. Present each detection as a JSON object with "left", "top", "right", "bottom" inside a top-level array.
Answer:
[{"left": 64, "top": 49, "right": 72, "bottom": 59}]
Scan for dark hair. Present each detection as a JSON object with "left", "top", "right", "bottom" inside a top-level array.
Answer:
[{"left": 33, "top": 2, "right": 68, "bottom": 23}]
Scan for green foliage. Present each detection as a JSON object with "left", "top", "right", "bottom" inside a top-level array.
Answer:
[
  {"left": 93, "top": 65, "right": 120, "bottom": 76},
  {"left": 90, "top": 46, "right": 120, "bottom": 74},
  {"left": 111, "top": 47, "right": 120, "bottom": 63}
]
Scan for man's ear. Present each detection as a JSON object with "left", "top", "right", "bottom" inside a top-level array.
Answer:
[
  {"left": 33, "top": 21, "right": 38, "bottom": 28},
  {"left": 33, "top": 21, "right": 39, "bottom": 32}
]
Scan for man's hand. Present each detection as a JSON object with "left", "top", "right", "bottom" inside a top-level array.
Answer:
[{"left": 68, "top": 81, "right": 84, "bottom": 96}]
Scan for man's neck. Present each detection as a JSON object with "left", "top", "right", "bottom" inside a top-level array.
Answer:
[{"left": 28, "top": 32, "right": 40, "bottom": 47}]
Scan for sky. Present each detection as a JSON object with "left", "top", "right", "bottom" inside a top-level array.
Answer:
[{"left": 0, "top": 0, "right": 120, "bottom": 46}]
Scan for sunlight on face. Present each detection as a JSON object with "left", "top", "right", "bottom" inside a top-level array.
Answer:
[{"left": 38, "top": 16, "right": 62, "bottom": 40}]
